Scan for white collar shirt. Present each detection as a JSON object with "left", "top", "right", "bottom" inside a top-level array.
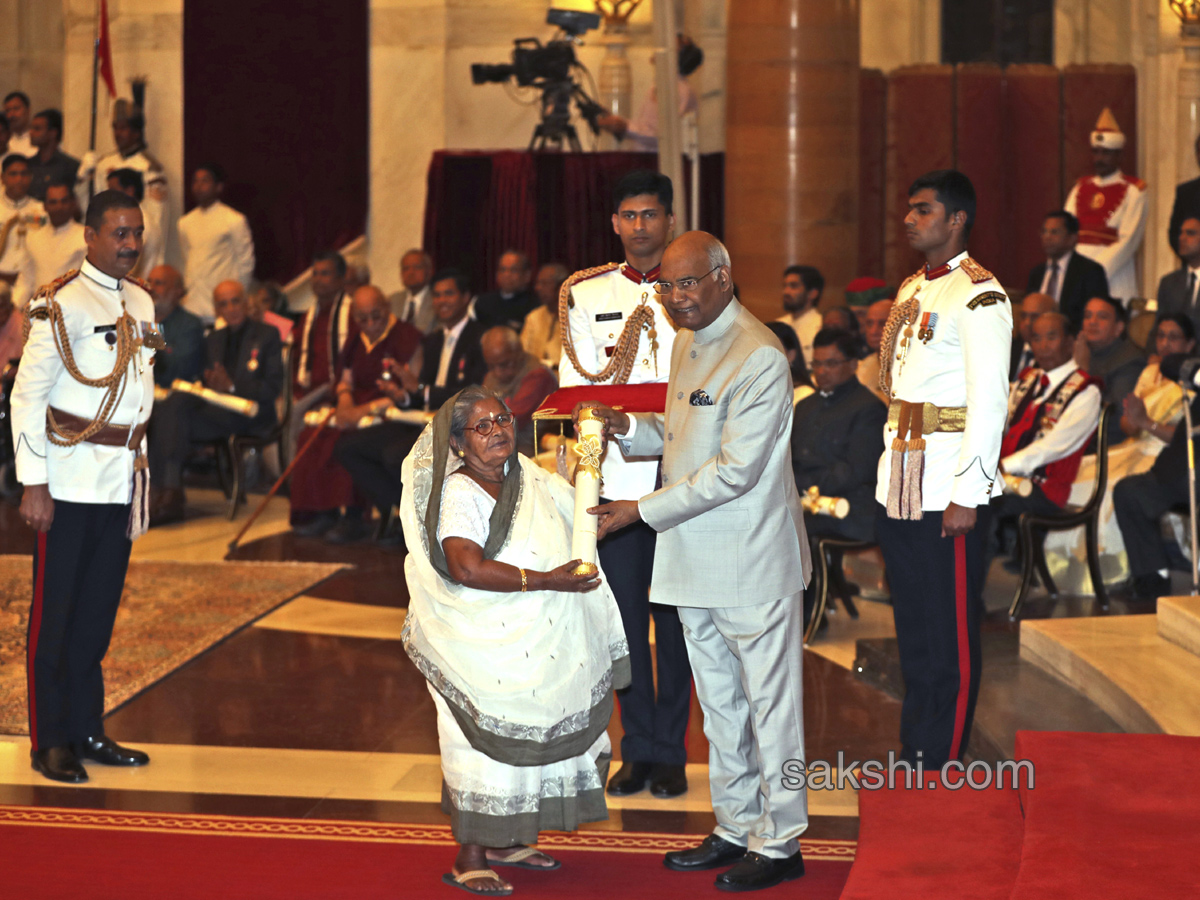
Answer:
[
  {"left": 436, "top": 314, "right": 470, "bottom": 387},
  {"left": 177, "top": 200, "right": 256, "bottom": 321}
]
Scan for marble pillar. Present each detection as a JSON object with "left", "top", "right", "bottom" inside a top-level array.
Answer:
[{"left": 725, "top": 0, "right": 860, "bottom": 319}]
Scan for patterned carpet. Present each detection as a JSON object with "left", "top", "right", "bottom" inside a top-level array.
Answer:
[{"left": 0, "top": 557, "right": 344, "bottom": 734}]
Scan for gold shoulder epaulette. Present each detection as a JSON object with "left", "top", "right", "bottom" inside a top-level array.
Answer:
[
  {"left": 960, "top": 257, "right": 994, "bottom": 284},
  {"left": 898, "top": 267, "right": 923, "bottom": 294},
  {"left": 32, "top": 268, "right": 81, "bottom": 304},
  {"left": 126, "top": 275, "right": 151, "bottom": 293},
  {"left": 571, "top": 262, "right": 621, "bottom": 287}
]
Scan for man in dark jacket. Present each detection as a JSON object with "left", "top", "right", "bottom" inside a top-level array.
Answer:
[{"left": 1025, "top": 210, "right": 1109, "bottom": 331}]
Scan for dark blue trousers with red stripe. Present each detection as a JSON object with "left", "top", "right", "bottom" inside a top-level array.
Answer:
[
  {"left": 27, "top": 501, "right": 132, "bottom": 751},
  {"left": 876, "top": 503, "right": 989, "bottom": 768}
]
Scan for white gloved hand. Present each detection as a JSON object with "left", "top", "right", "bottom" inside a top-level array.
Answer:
[{"left": 78, "top": 151, "right": 98, "bottom": 178}]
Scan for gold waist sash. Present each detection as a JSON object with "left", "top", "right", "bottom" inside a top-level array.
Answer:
[{"left": 887, "top": 400, "right": 967, "bottom": 435}]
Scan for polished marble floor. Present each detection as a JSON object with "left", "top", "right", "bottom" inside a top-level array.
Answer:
[{"left": 0, "top": 486, "right": 1128, "bottom": 849}]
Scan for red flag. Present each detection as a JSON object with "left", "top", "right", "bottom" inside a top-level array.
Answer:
[{"left": 97, "top": 0, "right": 117, "bottom": 99}]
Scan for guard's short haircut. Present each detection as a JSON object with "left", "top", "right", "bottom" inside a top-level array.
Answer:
[
  {"left": 312, "top": 250, "right": 347, "bottom": 278},
  {"left": 33, "top": 108, "right": 63, "bottom": 140},
  {"left": 1086, "top": 294, "right": 1128, "bottom": 324},
  {"left": 813, "top": 327, "right": 862, "bottom": 362},
  {"left": 3, "top": 91, "right": 30, "bottom": 109},
  {"left": 432, "top": 267, "right": 471, "bottom": 295},
  {"left": 194, "top": 162, "right": 226, "bottom": 184},
  {"left": 85, "top": 189, "right": 142, "bottom": 230},
  {"left": 783, "top": 264, "right": 824, "bottom": 297},
  {"left": 909, "top": 169, "right": 976, "bottom": 239},
  {"left": 108, "top": 167, "right": 144, "bottom": 202},
  {"left": 613, "top": 169, "right": 673, "bottom": 216},
  {"left": 1044, "top": 209, "right": 1079, "bottom": 235},
  {"left": 1, "top": 154, "right": 29, "bottom": 173}
]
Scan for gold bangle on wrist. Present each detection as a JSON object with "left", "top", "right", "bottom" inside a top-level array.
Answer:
[{"left": 520, "top": 568, "right": 528, "bottom": 592}]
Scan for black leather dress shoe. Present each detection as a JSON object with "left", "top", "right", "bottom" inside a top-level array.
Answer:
[
  {"left": 607, "top": 761, "right": 653, "bottom": 796},
  {"left": 72, "top": 736, "right": 150, "bottom": 767},
  {"left": 649, "top": 764, "right": 688, "bottom": 798},
  {"left": 31, "top": 746, "right": 88, "bottom": 783},
  {"left": 664, "top": 834, "right": 747, "bottom": 872},
  {"left": 715, "top": 850, "right": 804, "bottom": 892}
]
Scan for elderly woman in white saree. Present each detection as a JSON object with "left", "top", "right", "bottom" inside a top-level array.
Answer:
[{"left": 401, "top": 386, "right": 630, "bottom": 896}]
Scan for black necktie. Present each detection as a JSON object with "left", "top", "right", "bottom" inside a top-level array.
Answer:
[
  {"left": 1189, "top": 271, "right": 1197, "bottom": 309},
  {"left": 1045, "top": 260, "right": 1060, "bottom": 300}
]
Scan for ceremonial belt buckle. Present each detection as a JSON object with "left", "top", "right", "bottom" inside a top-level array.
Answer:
[
  {"left": 887, "top": 400, "right": 967, "bottom": 435},
  {"left": 48, "top": 406, "right": 149, "bottom": 449}
]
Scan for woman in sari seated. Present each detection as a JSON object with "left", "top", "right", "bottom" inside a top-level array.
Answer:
[
  {"left": 1044, "top": 313, "right": 1195, "bottom": 591},
  {"left": 401, "top": 385, "right": 630, "bottom": 896}
]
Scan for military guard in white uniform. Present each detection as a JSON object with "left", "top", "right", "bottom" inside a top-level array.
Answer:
[
  {"left": 875, "top": 171, "right": 1012, "bottom": 769},
  {"left": 558, "top": 170, "right": 692, "bottom": 799},
  {"left": 12, "top": 190, "right": 160, "bottom": 784}
]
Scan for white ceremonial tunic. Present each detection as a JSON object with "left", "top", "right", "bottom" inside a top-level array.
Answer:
[
  {"left": 90, "top": 147, "right": 164, "bottom": 200},
  {"left": 875, "top": 252, "right": 1013, "bottom": 512},
  {"left": 14, "top": 219, "right": 87, "bottom": 308},
  {"left": 559, "top": 263, "right": 678, "bottom": 501},
  {"left": 132, "top": 199, "right": 165, "bottom": 279},
  {"left": 11, "top": 259, "right": 156, "bottom": 504},
  {"left": 0, "top": 193, "right": 47, "bottom": 276},
  {"left": 177, "top": 200, "right": 256, "bottom": 320},
  {"left": 1064, "top": 169, "right": 1147, "bottom": 303}
]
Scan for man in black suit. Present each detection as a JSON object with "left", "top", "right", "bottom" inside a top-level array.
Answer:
[
  {"left": 1026, "top": 210, "right": 1110, "bottom": 331},
  {"left": 1168, "top": 134, "right": 1200, "bottom": 257},
  {"left": 472, "top": 249, "right": 537, "bottom": 330},
  {"left": 148, "top": 280, "right": 284, "bottom": 524},
  {"left": 1156, "top": 216, "right": 1200, "bottom": 340},
  {"left": 1113, "top": 359, "right": 1200, "bottom": 599},
  {"left": 333, "top": 268, "right": 487, "bottom": 539}
]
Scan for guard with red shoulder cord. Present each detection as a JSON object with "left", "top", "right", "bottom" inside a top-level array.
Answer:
[
  {"left": 874, "top": 170, "right": 1012, "bottom": 769},
  {"left": 11, "top": 190, "right": 160, "bottom": 784}
]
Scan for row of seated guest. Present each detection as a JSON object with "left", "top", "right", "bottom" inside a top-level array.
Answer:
[
  {"left": 1157, "top": 214, "right": 1200, "bottom": 340},
  {"left": 148, "top": 281, "right": 284, "bottom": 524},
  {"left": 519, "top": 262, "right": 568, "bottom": 371}
]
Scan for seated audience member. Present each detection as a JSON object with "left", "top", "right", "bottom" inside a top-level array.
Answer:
[
  {"left": 1156, "top": 215, "right": 1200, "bottom": 340},
  {"left": 107, "top": 167, "right": 163, "bottom": 278},
  {"left": 992, "top": 313, "right": 1101, "bottom": 537},
  {"left": 791, "top": 328, "right": 886, "bottom": 627},
  {"left": 27, "top": 109, "right": 80, "bottom": 203},
  {"left": 765, "top": 320, "right": 814, "bottom": 406},
  {"left": 1081, "top": 295, "right": 1144, "bottom": 448},
  {"left": 334, "top": 268, "right": 487, "bottom": 531},
  {"left": 822, "top": 305, "right": 867, "bottom": 359},
  {"left": 1114, "top": 381, "right": 1200, "bottom": 600},
  {"left": 857, "top": 296, "right": 893, "bottom": 403},
  {"left": 247, "top": 281, "right": 293, "bottom": 343},
  {"left": 13, "top": 181, "right": 85, "bottom": 308},
  {"left": 148, "top": 281, "right": 283, "bottom": 525},
  {"left": 0, "top": 155, "right": 46, "bottom": 286},
  {"left": 1010, "top": 293, "right": 1057, "bottom": 380},
  {"left": 0, "top": 282, "right": 21, "bottom": 375},
  {"left": 480, "top": 326, "right": 557, "bottom": 456},
  {"left": 146, "top": 264, "right": 205, "bottom": 388},
  {"left": 291, "top": 285, "right": 421, "bottom": 543},
  {"left": 1026, "top": 210, "right": 1109, "bottom": 330},
  {"left": 843, "top": 276, "right": 890, "bottom": 332},
  {"left": 1042, "top": 313, "right": 1198, "bottom": 590},
  {"left": 388, "top": 248, "right": 435, "bottom": 333},
  {"left": 474, "top": 249, "right": 536, "bottom": 330},
  {"left": 291, "top": 250, "right": 355, "bottom": 454},
  {"left": 520, "top": 261, "right": 567, "bottom": 370},
  {"left": 776, "top": 264, "right": 823, "bottom": 366}
]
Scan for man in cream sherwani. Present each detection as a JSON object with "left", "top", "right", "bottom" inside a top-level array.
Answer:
[{"left": 577, "top": 231, "right": 811, "bottom": 893}]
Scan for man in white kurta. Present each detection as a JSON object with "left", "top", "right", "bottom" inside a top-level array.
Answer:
[
  {"left": 14, "top": 182, "right": 86, "bottom": 308},
  {"left": 0, "top": 155, "right": 46, "bottom": 284},
  {"left": 177, "top": 164, "right": 255, "bottom": 322}
]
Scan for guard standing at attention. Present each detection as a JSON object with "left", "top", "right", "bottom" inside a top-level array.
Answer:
[
  {"left": 12, "top": 189, "right": 159, "bottom": 783},
  {"left": 558, "top": 169, "right": 692, "bottom": 798},
  {"left": 874, "top": 171, "right": 1012, "bottom": 769}
]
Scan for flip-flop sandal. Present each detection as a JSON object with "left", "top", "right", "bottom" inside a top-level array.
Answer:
[
  {"left": 488, "top": 846, "right": 562, "bottom": 871},
  {"left": 441, "top": 869, "right": 514, "bottom": 896}
]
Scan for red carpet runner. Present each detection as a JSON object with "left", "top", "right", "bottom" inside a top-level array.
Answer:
[{"left": 0, "top": 806, "right": 854, "bottom": 899}]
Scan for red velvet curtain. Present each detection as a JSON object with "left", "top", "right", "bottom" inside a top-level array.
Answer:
[
  {"left": 183, "top": 1, "right": 369, "bottom": 284},
  {"left": 423, "top": 151, "right": 725, "bottom": 294}
]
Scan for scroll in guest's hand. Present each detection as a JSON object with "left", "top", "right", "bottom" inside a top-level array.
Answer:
[
  {"left": 590, "top": 499, "right": 641, "bottom": 541},
  {"left": 571, "top": 402, "right": 630, "bottom": 443}
]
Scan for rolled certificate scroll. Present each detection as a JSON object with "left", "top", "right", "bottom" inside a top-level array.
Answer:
[
  {"left": 170, "top": 379, "right": 259, "bottom": 419},
  {"left": 571, "top": 408, "right": 604, "bottom": 576},
  {"left": 1002, "top": 473, "right": 1033, "bottom": 497},
  {"left": 801, "top": 485, "right": 850, "bottom": 519}
]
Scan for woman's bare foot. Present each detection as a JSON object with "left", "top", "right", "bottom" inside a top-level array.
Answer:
[{"left": 450, "top": 844, "right": 513, "bottom": 894}]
